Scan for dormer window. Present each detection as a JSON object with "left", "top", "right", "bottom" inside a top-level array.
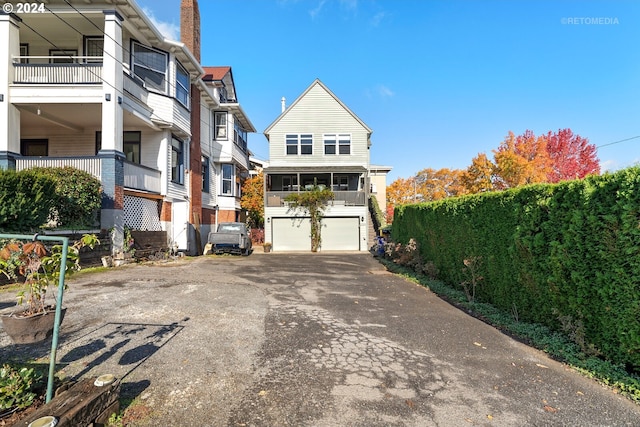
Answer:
[{"left": 132, "top": 41, "right": 168, "bottom": 93}]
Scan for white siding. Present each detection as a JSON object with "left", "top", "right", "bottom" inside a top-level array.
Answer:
[{"left": 268, "top": 84, "right": 369, "bottom": 168}]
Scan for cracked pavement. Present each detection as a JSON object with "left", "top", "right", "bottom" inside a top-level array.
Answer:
[{"left": 1, "top": 253, "right": 639, "bottom": 426}]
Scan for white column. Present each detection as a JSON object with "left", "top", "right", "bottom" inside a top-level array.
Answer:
[
  {"left": 100, "top": 10, "right": 124, "bottom": 152},
  {"left": 0, "top": 14, "right": 22, "bottom": 167}
]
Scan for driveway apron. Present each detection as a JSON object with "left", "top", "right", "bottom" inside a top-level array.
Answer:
[{"left": 1, "top": 253, "right": 638, "bottom": 426}]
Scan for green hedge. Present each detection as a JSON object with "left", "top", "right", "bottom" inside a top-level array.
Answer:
[
  {"left": 31, "top": 167, "right": 101, "bottom": 229},
  {"left": 0, "top": 169, "right": 56, "bottom": 232},
  {"left": 392, "top": 167, "right": 640, "bottom": 370}
]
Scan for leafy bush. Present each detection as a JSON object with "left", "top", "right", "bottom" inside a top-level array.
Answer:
[
  {"left": 392, "top": 166, "right": 640, "bottom": 371},
  {"left": 31, "top": 167, "right": 102, "bottom": 229},
  {"left": 0, "top": 364, "right": 42, "bottom": 410},
  {"left": 0, "top": 169, "right": 56, "bottom": 232}
]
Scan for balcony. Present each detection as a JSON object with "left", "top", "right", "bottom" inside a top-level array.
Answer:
[
  {"left": 16, "top": 157, "right": 161, "bottom": 194},
  {"left": 266, "top": 191, "right": 366, "bottom": 207},
  {"left": 13, "top": 57, "right": 103, "bottom": 84}
]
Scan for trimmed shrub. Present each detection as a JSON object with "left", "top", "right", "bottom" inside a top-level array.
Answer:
[
  {"left": 31, "top": 167, "right": 102, "bottom": 229},
  {"left": 392, "top": 167, "right": 640, "bottom": 371},
  {"left": 0, "top": 169, "right": 56, "bottom": 232}
]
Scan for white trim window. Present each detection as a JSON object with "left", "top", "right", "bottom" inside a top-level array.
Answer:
[
  {"left": 286, "top": 134, "right": 312, "bottom": 155},
  {"left": 171, "top": 137, "right": 184, "bottom": 185},
  {"left": 176, "top": 60, "right": 190, "bottom": 108},
  {"left": 324, "top": 134, "right": 351, "bottom": 155},
  {"left": 132, "top": 41, "right": 168, "bottom": 93},
  {"left": 222, "top": 163, "right": 234, "bottom": 195},
  {"left": 214, "top": 112, "right": 227, "bottom": 139}
]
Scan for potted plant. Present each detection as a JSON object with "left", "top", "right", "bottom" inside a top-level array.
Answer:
[
  {"left": 263, "top": 242, "right": 272, "bottom": 253},
  {"left": 0, "top": 234, "right": 99, "bottom": 344}
]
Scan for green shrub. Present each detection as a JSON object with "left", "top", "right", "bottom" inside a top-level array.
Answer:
[
  {"left": 392, "top": 166, "right": 640, "bottom": 371},
  {"left": 0, "top": 364, "right": 42, "bottom": 410},
  {"left": 31, "top": 167, "right": 102, "bottom": 229},
  {"left": 0, "top": 169, "right": 56, "bottom": 232}
]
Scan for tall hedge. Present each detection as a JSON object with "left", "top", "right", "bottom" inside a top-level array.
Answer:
[
  {"left": 0, "top": 169, "right": 56, "bottom": 232},
  {"left": 30, "top": 167, "right": 102, "bottom": 229},
  {"left": 393, "top": 167, "right": 640, "bottom": 370}
]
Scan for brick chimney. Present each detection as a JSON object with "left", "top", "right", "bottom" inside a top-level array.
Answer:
[
  {"left": 180, "top": 0, "right": 200, "bottom": 61},
  {"left": 181, "top": 0, "right": 203, "bottom": 254}
]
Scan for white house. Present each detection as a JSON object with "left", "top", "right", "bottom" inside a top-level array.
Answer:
[
  {"left": 201, "top": 66, "right": 255, "bottom": 228},
  {"left": 263, "top": 79, "right": 373, "bottom": 252},
  {"left": 0, "top": 0, "right": 254, "bottom": 255}
]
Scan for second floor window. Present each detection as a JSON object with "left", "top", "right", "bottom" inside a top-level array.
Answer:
[
  {"left": 132, "top": 42, "right": 168, "bottom": 93},
  {"left": 234, "top": 121, "right": 247, "bottom": 152},
  {"left": 286, "top": 134, "right": 312, "bottom": 155},
  {"left": 176, "top": 61, "right": 190, "bottom": 108},
  {"left": 324, "top": 134, "right": 351, "bottom": 155},
  {"left": 214, "top": 112, "right": 227, "bottom": 139},
  {"left": 84, "top": 36, "right": 103, "bottom": 63}
]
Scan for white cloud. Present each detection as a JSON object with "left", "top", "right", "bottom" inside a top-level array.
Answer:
[
  {"left": 143, "top": 7, "right": 180, "bottom": 41},
  {"left": 370, "top": 11, "right": 386, "bottom": 27},
  {"left": 309, "top": 0, "right": 327, "bottom": 19},
  {"left": 377, "top": 84, "right": 395, "bottom": 98}
]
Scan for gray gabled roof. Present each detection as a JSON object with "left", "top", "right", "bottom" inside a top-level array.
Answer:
[{"left": 263, "top": 79, "right": 373, "bottom": 140}]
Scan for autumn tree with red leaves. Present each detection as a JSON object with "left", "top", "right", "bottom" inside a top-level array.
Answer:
[{"left": 545, "top": 128, "right": 600, "bottom": 182}]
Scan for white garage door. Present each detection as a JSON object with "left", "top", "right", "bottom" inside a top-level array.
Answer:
[
  {"left": 272, "top": 217, "right": 312, "bottom": 251},
  {"left": 321, "top": 217, "right": 360, "bottom": 251},
  {"left": 272, "top": 217, "right": 360, "bottom": 251}
]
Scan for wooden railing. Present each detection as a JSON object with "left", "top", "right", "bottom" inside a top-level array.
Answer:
[
  {"left": 16, "top": 157, "right": 162, "bottom": 194},
  {"left": 13, "top": 57, "right": 103, "bottom": 84},
  {"left": 266, "top": 191, "right": 366, "bottom": 207},
  {"left": 16, "top": 157, "right": 101, "bottom": 179},
  {"left": 123, "top": 161, "right": 161, "bottom": 194}
]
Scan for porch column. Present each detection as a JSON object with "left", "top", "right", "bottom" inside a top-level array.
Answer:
[
  {"left": 99, "top": 10, "right": 125, "bottom": 253},
  {"left": 0, "top": 14, "right": 21, "bottom": 169}
]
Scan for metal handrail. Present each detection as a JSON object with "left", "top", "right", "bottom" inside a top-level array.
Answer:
[{"left": 0, "top": 233, "right": 69, "bottom": 403}]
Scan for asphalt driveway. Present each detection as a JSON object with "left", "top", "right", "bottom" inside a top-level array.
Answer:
[{"left": 1, "top": 253, "right": 638, "bottom": 426}]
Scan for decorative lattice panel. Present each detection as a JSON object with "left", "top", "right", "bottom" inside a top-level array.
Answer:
[{"left": 124, "top": 195, "right": 162, "bottom": 231}]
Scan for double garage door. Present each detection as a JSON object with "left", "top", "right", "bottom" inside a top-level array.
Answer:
[{"left": 272, "top": 217, "right": 360, "bottom": 251}]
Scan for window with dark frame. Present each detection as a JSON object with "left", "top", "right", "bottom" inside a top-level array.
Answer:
[
  {"left": 95, "top": 131, "right": 141, "bottom": 164},
  {"left": 19, "top": 44, "right": 29, "bottom": 64},
  {"left": 171, "top": 137, "right": 184, "bottom": 185},
  {"left": 176, "top": 61, "right": 190, "bottom": 108},
  {"left": 132, "top": 42, "right": 168, "bottom": 93},
  {"left": 84, "top": 36, "right": 104, "bottom": 63},
  {"left": 20, "top": 139, "right": 48, "bottom": 156},
  {"left": 49, "top": 49, "right": 77, "bottom": 64},
  {"left": 202, "top": 156, "right": 210, "bottom": 193}
]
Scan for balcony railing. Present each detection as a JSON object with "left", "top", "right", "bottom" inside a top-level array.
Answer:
[
  {"left": 16, "top": 157, "right": 101, "bottom": 179},
  {"left": 123, "top": 161, "right": 161, "bottom": 194},
  {"left": 266, "top": 191, "right": 366, "bottom": 207},
  {"left": 13, "top": 57, "right": 103, "bottom": 84},
  {"left": 16, "top": 157, "right": 162, "bottom": 194}
]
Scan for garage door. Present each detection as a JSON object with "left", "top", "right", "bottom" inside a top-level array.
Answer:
[
  {"left": 272, "top": 217, "right": 312, "bottom": 251},
  {"left": 272, "top": 217, "right": 360, "bottom": 251},
  {"left": 321, "top": 217, "right": 360, "bottom": 251}
]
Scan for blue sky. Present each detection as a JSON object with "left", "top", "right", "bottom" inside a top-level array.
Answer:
[{"left": 137, "top": 0, "right": 640, "bottom": 182}]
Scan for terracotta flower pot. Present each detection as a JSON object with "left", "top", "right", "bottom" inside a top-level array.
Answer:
[{"left": 1, "top": 307, "right": 66, "bottom": 344}]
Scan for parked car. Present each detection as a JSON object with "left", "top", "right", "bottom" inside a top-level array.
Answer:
[{"left": 207, "top": 222, "right": 252, "bottom": 255}]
